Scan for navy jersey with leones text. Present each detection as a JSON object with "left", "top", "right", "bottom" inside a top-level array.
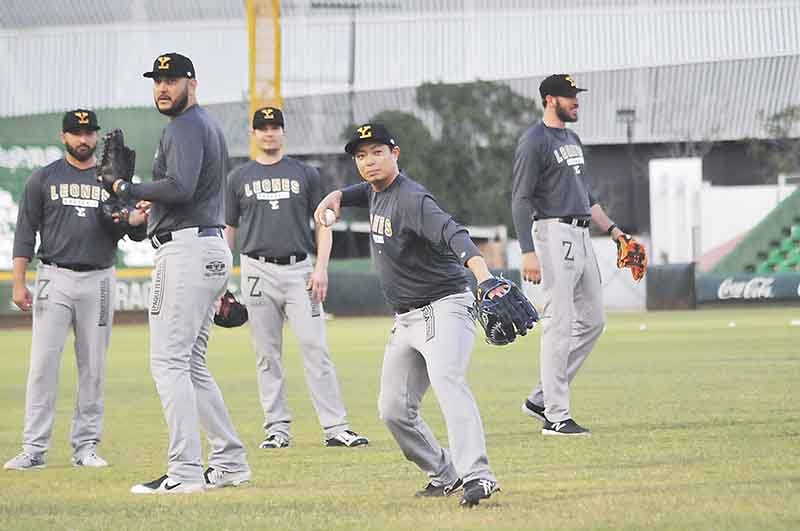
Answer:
[
  {"left": 13, "top": 158, "right": 124, "bottom": 267},
  {"left": 342, "top": 174, "right": 473, "bottom": 310},
  {"left": 225, "top": 157, "right": 325, "bottom": 256}
]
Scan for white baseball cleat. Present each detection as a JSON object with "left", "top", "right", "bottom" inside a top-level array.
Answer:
[
  {"left": 324, "top": 430, "right": 369, "bottom": 448},
  {"left": 204, "top": 466, "right": 252, "bottom": 489},
  {"left": 73, "top": 450, "right": 109, "bottom": 468},
  {"left": 4, "top": 452, "right": 46, "bottom": 471},
  {"left": 130, "top": 474, "right": 205, "bottom": 494}
]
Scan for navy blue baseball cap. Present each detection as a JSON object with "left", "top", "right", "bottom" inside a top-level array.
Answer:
[
  {"left": 344, "top": 123, "right": 398, "bottom": 155},
  {"left": 252, "top": 106, "right": 285, "bottom": 129},
  {"left": 539, "top": 74, "right": 587, "bottom": 98},
  {"left": 62, "top": 109, "right": 100, "bottom": 133},
  {"left": 143, "top": 52, "right": 196, "bottom": 79}
]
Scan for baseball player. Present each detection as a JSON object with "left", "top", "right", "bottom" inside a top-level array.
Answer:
[
  {"left": 4, "top": 110, "right": 147, "bottom": 471},
  {"left": 512, "top": 74, "right": 624, "bottom": 436},
  {"left": 314, "top": 123, "right": 501, "bottom": 507},
  {"left": 223, "top": 107, "right": 368, "bottom": 449},
  {"left": 99, "top": 53, "right": 251, "bottom": 493}
]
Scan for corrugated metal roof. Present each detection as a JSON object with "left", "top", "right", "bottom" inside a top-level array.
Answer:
[
  {"left": 209, "top": 55, "right": 800, "bottom": 157},
  {"left": 0, "top": 0, "right": 245, "bottom": 28},
  {"left": 2, "top": 1, "right": 798, "bottom": 125}
]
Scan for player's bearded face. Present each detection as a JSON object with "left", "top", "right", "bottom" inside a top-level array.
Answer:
[
  {"left": 63, "top": 132, "right": 97, "bottom": 162},
  {"left": 153, "top": 78, "right": 190, "bottom": 116},
  {"left": 554, "top": 96, "right": 579, "bottom": 123}
]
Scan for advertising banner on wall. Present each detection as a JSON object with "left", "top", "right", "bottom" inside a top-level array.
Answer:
[{"left": 695, "top": 273, "right": 800, "bottom": 304}]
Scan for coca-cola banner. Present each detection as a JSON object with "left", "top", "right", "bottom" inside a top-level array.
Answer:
[{"left": 696, "top": 273, "right": 800, "bottom": 304}]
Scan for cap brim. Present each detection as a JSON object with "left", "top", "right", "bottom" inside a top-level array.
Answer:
[
  {"left": 143, "top": 71, "right": 189, "bottom": 79},
  {"left": 345, "top": 138, "right": 396, "bottom": 155},
  {"left": 63, "top": 126, "right": 101, "bottom": 133}
]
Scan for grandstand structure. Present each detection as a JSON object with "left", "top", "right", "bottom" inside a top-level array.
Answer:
[
  {"left": 2, "top": 1, "right": 799, "bottom": 149},
  {"left": 2, "top": 0, "right": 799, "bottom": 255}
]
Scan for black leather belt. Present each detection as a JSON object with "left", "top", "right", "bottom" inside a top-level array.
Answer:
[
  {"left": 40, "top": 259, "right": 105, "bottom": 272},
  {"left": 536, "top": 216, "right": 591, "bottom": 228},
  {"left": 245, "top": 253, "right": 307, "bottom": 265},
  {"left": 150, "top": 227, "right": 223, "bottom": 249},
  {"left": 394, "top": 302, "right": 432, "bottom": 314}
]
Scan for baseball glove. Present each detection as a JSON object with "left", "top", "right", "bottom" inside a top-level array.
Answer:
[
  {"left": 616, "top": 234, "right": 647, "bottom": 281},
  {"left": 214, "top": 290, "right": 249, "bottom": 328},
  {"left": 474, "top": 277, "right": 539, "bottom": 346},
  {"left": 97, "top": 129, "right": 136, "bottom": 195}
]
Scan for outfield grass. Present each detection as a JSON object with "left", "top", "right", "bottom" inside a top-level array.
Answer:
[{"left": 1, "top": 308, "right": 798, "bottom": 530}]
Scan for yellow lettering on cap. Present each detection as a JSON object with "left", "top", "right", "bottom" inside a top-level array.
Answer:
[
  {"left": 357, "top": 125, "right": 372, "bottom": 139},
  {"left": 74, "top": 112, "right": 90, "bottom": 125},
  {"left": 262, "top": 108, "right": 275, "bottom": 119},
  {"left": 565, "top": 75, "right": 576, "bottom": 87},
  {"left": 157, "top": 56, "right": 171, "bottom": 70}
]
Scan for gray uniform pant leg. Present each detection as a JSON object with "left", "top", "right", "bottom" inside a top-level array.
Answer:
[
  {"left": 22, "top": 265, "right": 73, "bottom": 456},
  {"left": 378, "top": 292, "right": 495, "bottom": 485},
  {"left": 22, "top": 265, "right": 113, "bottom": 458},
  {"left": 529, "top": 222, "right": 605, "bottom": 422},
  {"left": 150, "top": 236, "right": 248, "bottom": 483},
  {"left": 70, "top": 270, "right": 114, "bottom": 458},
  {"left": 243, "top": 256, "right": 349, "bottom": 438}
]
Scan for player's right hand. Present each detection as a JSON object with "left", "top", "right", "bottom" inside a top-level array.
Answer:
[
  {"left": 314, "top": 191, "right": 342, "bottom": 227},
  {"left": 13, "top": 284, "right": 33, "bottom": 312},
  {"left": 521, "top": 252, "right": 542, "bottom": 284}
]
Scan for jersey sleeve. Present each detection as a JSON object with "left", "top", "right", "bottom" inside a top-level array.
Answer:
[
  {"left": 306, "top": 164, "right": 325, "bottom": 215},
  {"left": 511, "top": 133, "right": 542, "bottom": 253},
  {"left": 224, "top": 167, "right": 241, "bottom": 227},
  {"left": 12, "top": 170, "right": 45, "bottom": 259},
  {"left": 576, "top": 136, "right": 600, "bottom": 207},
  {"left": 340, "top": 182, "right": 370, "bottom": 207},
  {"left": 129, "top": 121, "right": 205, "bottom": 203},
  {"left": 414, "top": 195, "right": 481, "bottom": 265}
]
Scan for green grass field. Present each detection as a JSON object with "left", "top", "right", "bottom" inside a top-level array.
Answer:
[{"left": 1, "top": 308, "right": 798, "bottom": 530}]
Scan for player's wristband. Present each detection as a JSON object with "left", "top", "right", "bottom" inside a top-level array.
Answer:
[{"left": 607, "top": 223, "right": 618, "bottom": 237}]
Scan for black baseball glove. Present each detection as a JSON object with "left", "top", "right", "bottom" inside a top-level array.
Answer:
[
  {"left": 97, "top": 129, "right": 136, "bottom": 196},
  {"left": 214, "top": 290, "right": 249, "bottom": 328},
  {"left": 474, "top": 277, "right": 539, "bottom": 346}
]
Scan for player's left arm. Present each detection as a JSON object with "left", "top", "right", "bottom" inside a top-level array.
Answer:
[
  {"left": 306, "top": 164, "right": 330, "bottom": 302},
  {"left": 309, "top": 224, "right": 331, "bottom": 302},
  {"left": 589, "top": 203, "right": 624, "bottom": 241}
]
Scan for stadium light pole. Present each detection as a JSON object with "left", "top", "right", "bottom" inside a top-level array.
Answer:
[
  {"left": 616, "top": 107, "right": 637, "bottom": 233},
  {"left": 311, "top": 1, "right": 361, "bottom": 126}
]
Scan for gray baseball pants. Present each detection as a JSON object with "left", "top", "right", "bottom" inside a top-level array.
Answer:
[
  {"left": 378, "top": 291, "right": 496, "bottom": 485},
  {"left": 529, "top": 220, "right": 605, "bottom": 423},
  {"left": 21, "top": 263, "right": 114, "bottom": 460},
  {"left": 241, "top": 254, "right": 350, "bottom": 439},
  {"left": 149, "top": 229, "right": 249, "bottom": 483}
]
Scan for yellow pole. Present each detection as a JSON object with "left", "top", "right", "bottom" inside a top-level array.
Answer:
[{"left": 246, "top": 0, "right": 282, "bottom": 159}]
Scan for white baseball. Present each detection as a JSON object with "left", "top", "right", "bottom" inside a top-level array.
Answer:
[{"left": 323, "top": 209, "right": 337, "bottom": 227}]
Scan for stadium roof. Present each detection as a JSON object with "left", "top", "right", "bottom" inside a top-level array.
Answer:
[{"left": 209, "top": 54, "right": 800, "bottom": 157}]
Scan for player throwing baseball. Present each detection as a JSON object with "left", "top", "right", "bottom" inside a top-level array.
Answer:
[{"left": 315, "top": 123, "right": 502, "bottom": 507}]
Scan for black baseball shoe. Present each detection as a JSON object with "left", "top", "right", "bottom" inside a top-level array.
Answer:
[
  {"left": 325, "top": 430, "right": 369, "bottom": 447},
  {"left": 521, "top": 399, "right": 547, "bottom": 423},
  {"left": 415, "top": 477, "right": 463, "bottom": 497},
  {"left": 541, "top": 418, "right": 591, "bottom": 437},
  {"left": 460, "top": 478, "right": 500, "bottom": 507}
]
